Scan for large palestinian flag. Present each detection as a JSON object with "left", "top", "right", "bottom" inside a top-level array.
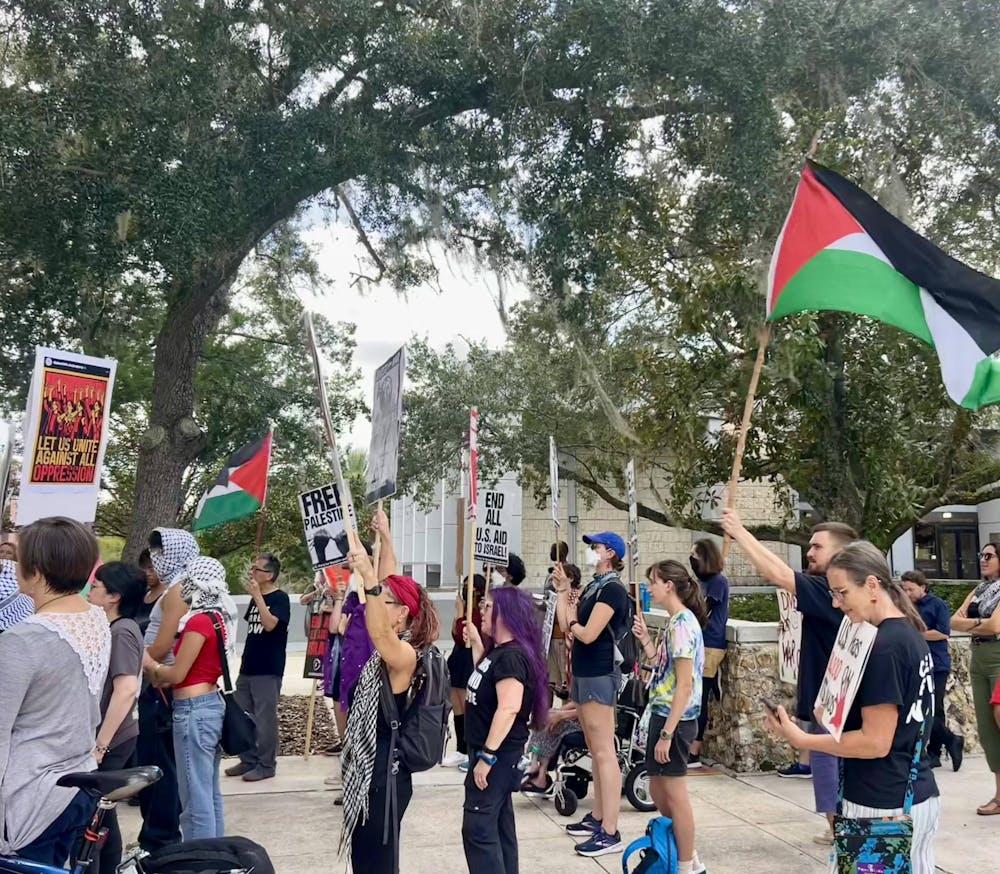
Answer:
[
  {"left": 768, "top": 160, "right": 1000, "bottom": 409},
  {"left": 192, "top": 432, "right": 272, "bottom": 531}
]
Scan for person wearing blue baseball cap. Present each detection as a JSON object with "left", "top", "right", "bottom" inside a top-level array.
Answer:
[{"left": 552, "top": 530, "right": 630, "bottom": 858}]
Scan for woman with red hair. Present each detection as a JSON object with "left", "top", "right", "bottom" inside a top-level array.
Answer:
[{"left": 339, "top": 543, "right": 440, "bottom": 873}]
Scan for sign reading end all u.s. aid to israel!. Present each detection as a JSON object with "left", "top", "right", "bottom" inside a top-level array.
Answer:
[{"left": 474, "top": 489, "right": 509, "bottom": 566}]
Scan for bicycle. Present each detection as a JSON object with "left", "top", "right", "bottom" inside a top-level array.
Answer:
[{"left": 0, "top": 766, "right": 161, "bottom": 874}]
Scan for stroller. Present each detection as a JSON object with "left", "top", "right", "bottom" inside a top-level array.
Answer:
[{"left": 544, "top": 676, "right": 656, "bottom": 817}]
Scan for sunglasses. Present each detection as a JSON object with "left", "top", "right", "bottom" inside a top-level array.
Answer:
[{"left": 980, "top": 552, "right": 998, "bottom": 561}]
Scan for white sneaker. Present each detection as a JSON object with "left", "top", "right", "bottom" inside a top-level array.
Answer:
[
  {"left": 812, "top": 829, "right": 833, "bottom": 846},
  {"left": 441, "top": 751, "right": 467, "bottom": 767}
]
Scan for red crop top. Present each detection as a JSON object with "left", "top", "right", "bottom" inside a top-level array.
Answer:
[{"left": 173, "top": 612, "right": 225, "bottom": 689}]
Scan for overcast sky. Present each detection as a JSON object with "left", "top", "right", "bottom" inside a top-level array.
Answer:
[{"left": 300, "top": 218, "right": 527, "bottom": 453}]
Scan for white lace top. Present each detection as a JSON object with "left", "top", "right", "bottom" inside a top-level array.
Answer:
[{"left": 23, "top": 605, "right": 111, "bottom": 696}]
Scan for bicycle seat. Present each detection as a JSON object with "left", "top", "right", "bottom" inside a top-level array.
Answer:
[{"left": 57, "top": 765, "right": 162, "bottom": 801}]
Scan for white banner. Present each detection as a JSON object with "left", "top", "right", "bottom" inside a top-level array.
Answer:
[
  {"left": 549, "top": 436, "right": 560, "bottom": 528},
  {"left": 814, "top": 616, "right": 879, "bottom": 741},
  {"left": 777, "top": 590, "right": 802, "bottom": 686},
  {"left": 366, "top": 347, "right": 405, "bottom": 504},
  {"left": 299, "top": 482, "right": 356, "bottom": 570},
  {"left": 474, "top": 488, "right": 509, "bottom": 565},
  {"left": 16, "top": 347, "right": 117, "bottom": 525}
]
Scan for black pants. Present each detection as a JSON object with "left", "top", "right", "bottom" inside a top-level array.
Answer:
[
  {"left": 696, "top": 674, "right": 720, "bottom": 742},
  {"left": 92, "top": 737, "right": 137, "bottom": 874},
  {"left": 351, "top": 744, "right": 413, "bottom": 874},
  {"left": 136, "top": 685, "right": 181, "bottom": 851},
  {"left": 929, "top": 671, "right": 957, "bottom": 757},
  {"left": 462, "top": 749, "right": 522, "bottom": 874},
  {"left": 18, "top": 790, "right": 92, "bottom": 866}
]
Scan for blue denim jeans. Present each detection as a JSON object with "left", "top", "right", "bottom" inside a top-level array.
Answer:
[{"left": 172, "top": 692, "right": 225, "bottom": 840}]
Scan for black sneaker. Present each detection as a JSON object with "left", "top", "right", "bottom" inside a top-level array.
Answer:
[
  {"left": 574, "top": 830, "right": 624, "bottom": 857},
  {"left": 688, "top": 753, "right": 703, "bottom": 769},
  {"left": 776, "top": 762, "right": 812, "bottom": 778},
  {"left": 927, "top": 755, "right": 942, "bottom": 769},
  {"left": 520, "top": 776, "right": 554, "bottom": 797},
  {"left": 948, "top": 735, "right": 965, "bottom": 772},
  {"left": 566, "top": 812, "right": 601, "bottom": 836}
]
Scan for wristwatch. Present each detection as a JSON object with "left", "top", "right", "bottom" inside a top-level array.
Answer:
[
  {"left": 476, "top": 750, "right": 498, "bottom": 766},
  {"left": 364, "top": 584, "right": 383, "bottom": 597},
  {"left": 659, "top": 728, "right": 674, "bottom": 741}
]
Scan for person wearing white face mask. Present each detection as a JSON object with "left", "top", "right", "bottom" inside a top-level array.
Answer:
[{"left": 554, "top": 532, "right": 630, "bottom": 858}]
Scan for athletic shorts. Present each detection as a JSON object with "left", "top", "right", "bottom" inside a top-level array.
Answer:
[
  {"left": 645, "top": 715, "right": 697, "bottom": 777},
  {"left": 571, "top": 671, "right": 621, "bottom": 707}
]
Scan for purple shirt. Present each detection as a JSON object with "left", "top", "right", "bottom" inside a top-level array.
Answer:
[{"left": 339, "top": 592, "right": 376, "bottom": 708}]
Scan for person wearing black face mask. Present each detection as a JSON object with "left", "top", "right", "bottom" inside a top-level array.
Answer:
[{"left": 686, "top": 539, "right": 729, "bottom": 768}]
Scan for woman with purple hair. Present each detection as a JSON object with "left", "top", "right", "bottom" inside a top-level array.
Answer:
[{"left": 461, "top": 586, "right": 549, "bottom": 874}]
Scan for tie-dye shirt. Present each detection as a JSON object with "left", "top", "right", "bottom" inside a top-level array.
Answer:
[{"left": 647, "top": 608, "right": 704, "bottom": 720}]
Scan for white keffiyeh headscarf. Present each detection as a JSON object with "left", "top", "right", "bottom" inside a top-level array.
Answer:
[
  {"left": 150, "top": 527, "right": 199, "bottom": 586},
  {"left": 0, "top": 559, "right": 34, "bottom": 631},
  {"left": 179, "top": 555, "right": 238, "bottom": 655}
]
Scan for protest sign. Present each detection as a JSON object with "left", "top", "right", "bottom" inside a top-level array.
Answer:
[
  {"left": 814, "top": 616, "right": 879, "bottom": 741},
  {"left": 475, "top": 489, "right": 509, "bottom": 565},
  {"left": 303, "top": 601, "right": 327, "bottom": 680},
  {"left": 777, "top": 590, "right": 802, "bottom": 686},
  {"left": 16, "top": 347, "right": 117, "bottom": 525},
  {"left": 299, "top": 482, "right": 355, "bottom": 570},
  {"left": 549, "top": 436, "right": 560, "bottom": 528},
  {"left": 625, "top": 458, "right": 639, "bottom": 580},
  {"left": 366, "top": 347, "right": 405, "bottom": 504}
]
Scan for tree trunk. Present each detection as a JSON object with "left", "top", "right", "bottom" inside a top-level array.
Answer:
[{"left": 121, "top": 282, "right": 231, "bottom": 561}]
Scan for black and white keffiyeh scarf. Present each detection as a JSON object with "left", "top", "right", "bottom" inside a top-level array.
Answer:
[
  {"left": 151, "top": 527, "right": 199, "bottom": 586},
  {"left": 179, "top": 555, "right": 238, "bottom": 654},
  {"left": 0, "top": 559, "right": 33, "bottom": 631},
  {"left": 339, "top": 630, "right": 415, "bottom": 856},
  {"left": 339, "top": 650, "right": 383, "bottom": 856}
]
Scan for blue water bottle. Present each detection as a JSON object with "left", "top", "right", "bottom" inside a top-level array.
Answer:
[{"left": 639, "top": 583, "right": 651, "bottom": 612}]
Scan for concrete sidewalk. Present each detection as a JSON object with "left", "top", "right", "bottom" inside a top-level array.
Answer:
[{"left": 117, "top": 753, "right": 998, "bottom": 872}]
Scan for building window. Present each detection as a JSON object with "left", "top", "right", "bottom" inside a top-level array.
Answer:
[
  {"left": 426, "top": 564, "right": 441, "bottom": 589},
  {"left": 913, "top": 517, "right": 979, "bottom": 580}
]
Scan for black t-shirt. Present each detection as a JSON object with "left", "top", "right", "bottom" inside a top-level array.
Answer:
[
  {"left": 464, "top": 642, "right": 534, "bottom": 754},
  {"left": 571, "top": 574, "right": 630, "bottom": 678},
  {"left": 842, "top": 618, "right": 938, "bottom": 809},
  {"left": 240, "top": 589, "right": 291, "bottom": 677},
  {"left": 793, "top": 572, "right": 844, "bottom": 722}
]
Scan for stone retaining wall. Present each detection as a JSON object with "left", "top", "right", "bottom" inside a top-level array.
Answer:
[{"left": 701, "top": 637, "right": 979, "bottom": 773}]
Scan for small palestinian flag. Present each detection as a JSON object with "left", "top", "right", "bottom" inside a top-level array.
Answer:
[
  {"left": 192, "top": 432, "right": 273, "bottom": 532},
  {"left": 768, "top": 160, "right": 1000, "bottom": 409}
]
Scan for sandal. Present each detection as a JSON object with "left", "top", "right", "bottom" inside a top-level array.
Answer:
[{"left": 976, "top": 797, "right": 1000, "bottom": 816}]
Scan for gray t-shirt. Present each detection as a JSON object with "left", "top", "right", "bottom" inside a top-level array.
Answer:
[
  {"left": 0, "top": 623, "right": 102, "bottom": 854},
  {"left": 144, "top": 583, "right": 177, "bottom": 665},
  {"left": 100, "top": 618, "right": 144, "bottom": 749}
]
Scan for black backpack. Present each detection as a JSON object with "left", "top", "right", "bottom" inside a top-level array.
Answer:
[
  {"left": 616, "top": 590, "right": 640, "bottom": 674},
  {"left": 379, "top": 643, "right": 453, "bottom": 773},
  {"left": 584, "top": 577, "right": 639, "bottom": 674},
  {"left": 139, "top": 836, "right": 275, "bottom": 874}
]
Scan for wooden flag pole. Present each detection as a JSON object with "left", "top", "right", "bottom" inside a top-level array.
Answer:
[
  {"left": 372, "top": 499, "right": 384, "bottom": 582},
  {"left": 466, "top": 517, "right": 477, "bottom": 624},
  {"left": 722, "top": 323, "right": 772, "bottom": 562},
  {"left": 303, "top": 312, "right": 364, "bottom": 600}
]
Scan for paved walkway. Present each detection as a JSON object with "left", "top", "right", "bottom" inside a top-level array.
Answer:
[{"left": 118, "top": 753, "right": 998, "bottom": 872}]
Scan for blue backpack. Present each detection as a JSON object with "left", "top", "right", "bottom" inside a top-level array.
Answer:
[{"left": 622, "top": 816, "right": 679, "bottom": 874}]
